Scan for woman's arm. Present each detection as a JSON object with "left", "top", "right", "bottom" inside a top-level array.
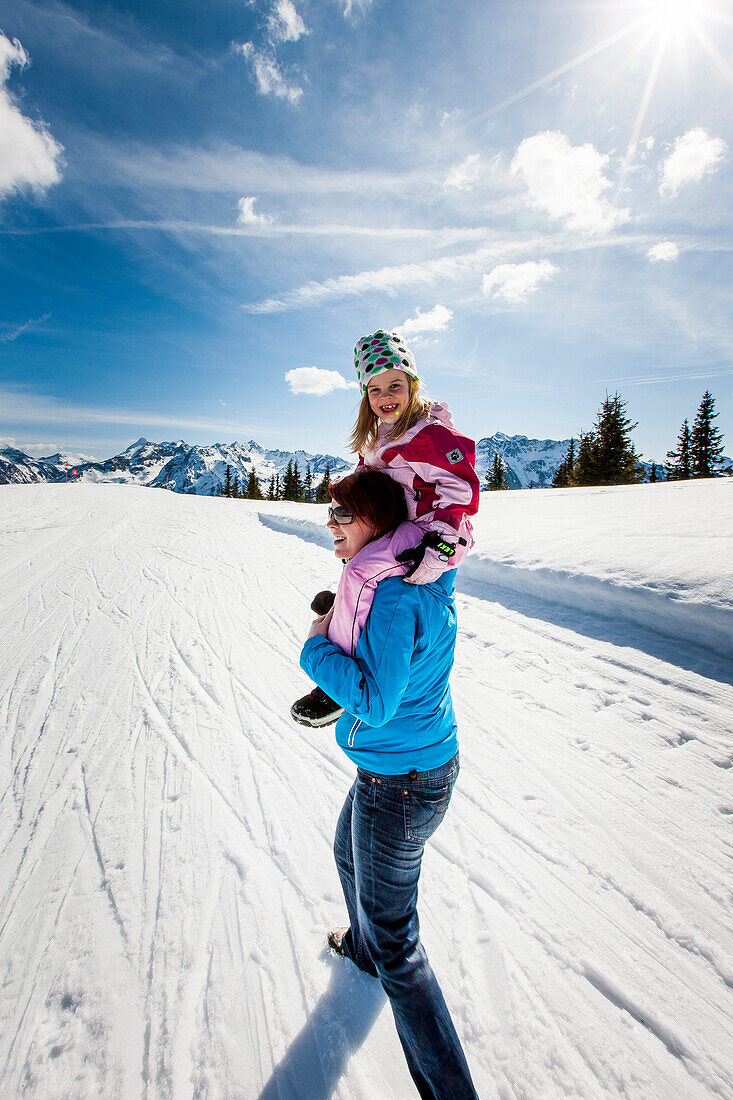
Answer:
[{"left": 300, "top": 578, "right": 418, "bottom": 727}]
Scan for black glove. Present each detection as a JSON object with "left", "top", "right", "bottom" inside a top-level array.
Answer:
[{"left": 395, "top": 531, "right": 457, "bottom": 579}]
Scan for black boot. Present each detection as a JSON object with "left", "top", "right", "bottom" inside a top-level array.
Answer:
[{"left": 291, "top": 686, "right": 343, "bottom": 727}]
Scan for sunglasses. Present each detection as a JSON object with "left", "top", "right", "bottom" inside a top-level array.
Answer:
[{"left": 327, "top": 505, "right": 354, "bottom": 525}]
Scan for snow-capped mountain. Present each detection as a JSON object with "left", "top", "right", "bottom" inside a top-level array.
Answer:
[
  {"left": 0, "top": 448, "right": 65, "bottom": 486},
  {"left": 476, "top": 432, "right": 571, "bottom": 489},
  {"left": 0, "top": 438, "right": 352, "bottom": 494},
  {"left": 0, "top": 433, "right": 576, "bottom": 493},
  {"left": 2, "top": 434, "right": 727, "bottom": 492}
]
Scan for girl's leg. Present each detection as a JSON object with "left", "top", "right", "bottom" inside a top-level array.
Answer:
[{"left": 347, "top": 759, "right": 477, "bottom": 1099}]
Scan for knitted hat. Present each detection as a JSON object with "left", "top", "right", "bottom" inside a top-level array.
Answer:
[{"left": 354, "top": 330, "right": 419, "bottom": 395}]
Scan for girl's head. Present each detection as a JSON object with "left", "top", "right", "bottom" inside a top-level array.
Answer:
[
  {"left": 327, "top": 468, "right": 407, "bottom": 559},
  {"left": 349, "top": 329, "right": 432, "bottom": 454}
]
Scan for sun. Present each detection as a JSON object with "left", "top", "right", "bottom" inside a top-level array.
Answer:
[
  {"left": 644, "top": 0, "right": 701, "bottom": 35},
  {"left": 487, "top": 0, "right": 731, "bottom": 140}
]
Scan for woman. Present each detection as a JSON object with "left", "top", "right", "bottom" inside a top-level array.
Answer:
[{"left": 300, "top": 468, "right": 478, "bottom": 1100}]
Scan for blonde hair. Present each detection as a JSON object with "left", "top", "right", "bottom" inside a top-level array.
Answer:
[{"left": 349, "top": 375, "right": 433, "bottom": 455}]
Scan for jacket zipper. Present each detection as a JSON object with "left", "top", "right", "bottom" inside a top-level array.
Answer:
[{"left": 348, "top": 718, "right": 362, "bottom": 748}]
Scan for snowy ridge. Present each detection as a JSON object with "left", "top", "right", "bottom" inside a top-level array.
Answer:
[
  {"left": 476, "top": 432, "right": 571, "bottom": 488},
  {"left": 257, "top": 479, "right": 733, "bottom": 660},
  {"left": 0, "top": 483, "right": 731, "bottom": 1098},
  {"left": 460, "top": 555, "right": 733, "bottom": 656},
  {"left": 4, "top": 435, "right": 730, "bottom": 492},
  {"left": 0, "top": 439, "right": 352, "bottom": 494}
]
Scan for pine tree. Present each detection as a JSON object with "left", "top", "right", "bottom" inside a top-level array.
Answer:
[
  {"left": 303, "top": 465, "right": 313, "bottom": 504},
  {"left": 315, "top": 463, "right": 332, "bottom": 504},
  {"left": 690, "top": 391, "right": 725, "bottom": 478},
  {"left": 487, "top": 451, "right": 508, "bottom": 490},
  {"left": 593, "top": 392, "right": 644, "bottom": 485},
  {"left": 221, "top": 463, "right": 234, "bottom": 498},
  {"left": 275, "top": 474, "right": 282, "bottom": 500},
  {"left": 572, "top": 430, "right": 600, "bottom": 486},
  {"left": 267, "top": 475, "right": 276, "bottom": 501},
  {"left": 648, "top": 461, "right": 659, "bottom": 483},
  {"left": 232, "top": 473, "right": 240, "bottom": 499},
  {"left": 292, "top": 460, "right": 303, "bottom": 502},
  {"left": 246, "top": 467, "right": 263, "bottom": 500},
  {"left": 666, "top": 419, "right": 693, "bottom": 481},
  {"left": 281, "top": 460, "right": 294, "bottom": 501},
  {"left": 552, "top": 437, "right": 575, "bottom": 488}
]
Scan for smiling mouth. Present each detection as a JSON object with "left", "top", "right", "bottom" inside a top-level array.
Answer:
[
  {"left": 380, "top": 403, "right": 399, "bottom": 413},
  {"left": 334, "top": 535, "right": 346, "bottom": 544}
]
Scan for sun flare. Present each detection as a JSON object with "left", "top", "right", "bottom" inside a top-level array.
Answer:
[{"left": 645, "top": 0, "right": 701, "bottom": 34}]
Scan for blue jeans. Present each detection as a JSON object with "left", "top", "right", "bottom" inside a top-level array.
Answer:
[{"left": 333, "top": 753, "right": 478, "bottom": 1099}]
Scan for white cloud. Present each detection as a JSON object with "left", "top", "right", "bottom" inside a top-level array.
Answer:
[
  {"left": 659, "top": 128, "right": 727, "bottom": 197},
  {"left": 647, "top": 241, "right": 679, "bottom": 263},
  {"left": 341, "top": 0, "right": 373, "bottom": 19},
  {"left": 267, "top": 0, "right": 308, "bottom": 42},
  {"left": 399, "top": 305, "right": 454, "bottom": 341},
  {"left": 285, "top": 367, "right": 359, "bottom": 396},
  {"left": 511, "top": 131, "right": 629, "bottom": 235},
  {"left": 102, "top": 142, "right": 432, "bottom": 197},
  {"left": 481, "top": 260, "right": 559, "bottom": 304},
  {"left": 0, "top": 437, "right": 54, "bottom": 455},
  {"left": 445, "top": 154, "right": 481, "bottom": 190},
  {"left": 0, "top": 437, "right": 100, "bottom": 460},
  {"left": 0, "top": 312, "right": 51, "bottom": 342},
  {"left": 0, "top": 386, "right": 281, "bottom": 438},
  {"left": 236, "top": 195, "right": 273, "bottom": 226},
  {"left": 244, "top": 247, "right": 501, "bottom": 313},
  {"left": 0, "top": 34, "right": 63, "bottom": 200},
  {"left": 594, "top": 367, "right": 733, "bottom": 387},
  {"left": 234, "top": 42, "right": 303, "bottom": 104}
]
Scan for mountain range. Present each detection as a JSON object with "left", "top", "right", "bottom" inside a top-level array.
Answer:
[
  {"left": 0, "top": 432, "right": 675, "bottom": 492},
  {"left": 0, "top": 439, "right": 352, "bottom": 494}
]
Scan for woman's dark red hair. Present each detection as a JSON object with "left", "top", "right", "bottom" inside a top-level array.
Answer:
[{"left": 330, "top": 469, "right": 407, "bottom": 539}]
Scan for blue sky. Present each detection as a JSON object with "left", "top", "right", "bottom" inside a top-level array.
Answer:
[{"left": 1, "top": 0, "right": 731, "bottom": 464}]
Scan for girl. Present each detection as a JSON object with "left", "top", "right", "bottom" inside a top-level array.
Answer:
[{"left": 292, "top": 328, "right": 480, "bottom": 727}]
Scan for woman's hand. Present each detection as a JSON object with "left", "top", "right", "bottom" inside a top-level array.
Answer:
[{"left": 307, "top": 607, "right": 333, "bottom": 640}]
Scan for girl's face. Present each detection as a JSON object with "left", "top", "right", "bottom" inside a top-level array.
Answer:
[
  {"left": 367, "top": 369, "right": 411, "bottom": 424},
  {"left": 327, "top": 504, "right": 378, "bottom": 560}
]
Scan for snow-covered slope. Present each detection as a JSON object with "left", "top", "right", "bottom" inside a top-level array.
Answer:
[{"left": 0, "top": 483, "right": 731, "bottom": 1099}]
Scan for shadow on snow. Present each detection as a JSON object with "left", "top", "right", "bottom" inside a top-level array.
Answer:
[
  {"left": 257, "top": 959, "right": 386, "bottom": 1100},
  {"left": 258, "top": 511, "right": 733, "bottom": 688}
]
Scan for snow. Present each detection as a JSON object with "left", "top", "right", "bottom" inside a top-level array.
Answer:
[{"left": 1, "top": 481, "right": 731, "bottom": 1099}]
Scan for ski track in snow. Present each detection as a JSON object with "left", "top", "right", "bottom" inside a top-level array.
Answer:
[{"left": 0, "top": 484, "right": 731, "bottom": 1100}]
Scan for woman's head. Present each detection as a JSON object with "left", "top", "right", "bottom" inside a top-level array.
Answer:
[
  {"left": 327, "top": 468, "right": 407, "bottom": 559},
  {"left": 349, "top": 329, "right": 432, "bottom": 454}
]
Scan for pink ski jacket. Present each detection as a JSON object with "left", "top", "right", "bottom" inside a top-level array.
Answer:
[
  {"left": 327, "top": 521, "right": 431, "bottom": 656},
  {"left": 327, "top": 404, "right": 480, "bottom": 656}
]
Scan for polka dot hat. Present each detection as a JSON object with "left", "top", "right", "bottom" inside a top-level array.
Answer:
[{"left": 354, "top": 330, "right": 419, "bottom": 395}]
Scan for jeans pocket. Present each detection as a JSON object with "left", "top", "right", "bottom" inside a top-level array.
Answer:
[{"left": 403, "top": 782, "right": 453, "bottom": 842}]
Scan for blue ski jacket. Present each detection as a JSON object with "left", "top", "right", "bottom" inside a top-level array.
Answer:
[{"left": 300, "top": 570, "right": 459, "bottom": 775}]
